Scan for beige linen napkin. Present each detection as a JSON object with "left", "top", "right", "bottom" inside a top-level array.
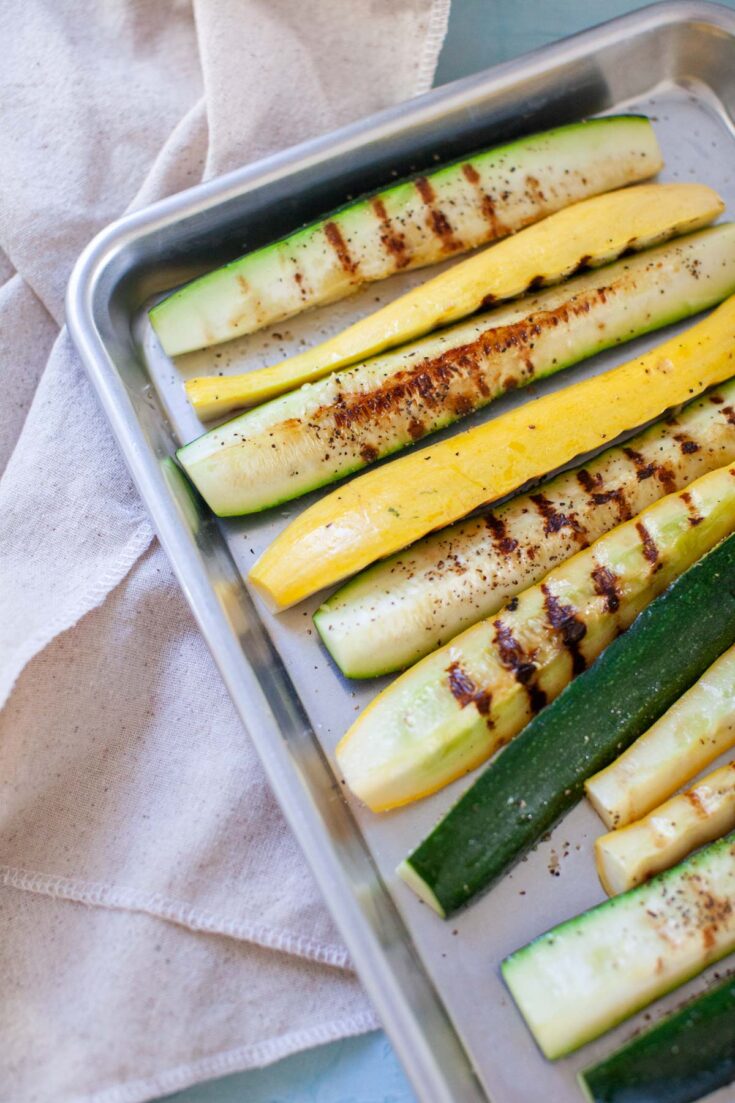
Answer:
[{"left": 0, "top": 2, "right": 450, "bottom": 1101}]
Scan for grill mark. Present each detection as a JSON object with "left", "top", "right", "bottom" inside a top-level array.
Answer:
[
  {"left": 530, "top": 492, "right": 587, "bottom": 545},
  {"left": 674, "top": 433, "right": 701, "bottom": 455},
  {"left": 461, "top": 162, "right": 508, "bottom": 239},
  {"left": 371, "top": 198, "right": 410, "bottom": 269},
  {"left": 415, "top": 176, "right": 462, "bottom": 252},
  {"left": 293, "top": 268, "right": 308, "bottom": 300},
  {"left": 541, "top": 585, "right": 588, "bottom": 675},
  {"left": 525, "top": 174, "right": 547, "bottom": 207},
  {"left": 655, "top": 464, "right": 677, "bottom": 494},
  {"left": 493, "top": 620, "right": 547, "bottom": 713},
  {"left": 484, "top": 511, "right": 519, "bottom": 555},
  {"left": 576, "top": 469, "right": 632, "bottom": 522},
  {"left": 721, "top": 404, "right": 735, "bottom": 428},
  {"left": 636, "top": 520, "right": 661, "bottom": 569},
  {"left": 591, "top": 564, "right": 621, "bottom": 613},
  {"left": 623, "top": 446, "right": 678, "bottom": 492},
  {"left": 360, "top": 443, "right": 378, "bottom": 464},
  {"left": 324, "top": 289, "right": 616, "bottom": 435},
  {"left": 681, "top": 490, "right": 704, "bottom": 526},
  {"left": 686, "top": 788, "right": 708, "bottom": 816},
  {"left": 623, "top": 446, "right": 656, "bottom": 482},
  {"left": 324, "top": 221, "right": 359, "bottom": 275},
  {"left": 446, "top": 662, "right": 493, "bottom": 717}
]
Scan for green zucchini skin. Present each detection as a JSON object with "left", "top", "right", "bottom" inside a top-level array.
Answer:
[
  {"left": 151, "top": 116, "right": 662, "bottom": 357},
  {"left": 400, "top": 532, "right": 735, "bottom": 918},
  {"left": 178, "top": 225, "right": 735, "bottom": 518},
  {"left": 579, "top": 976, "right": 735, "bottom": 1103}
]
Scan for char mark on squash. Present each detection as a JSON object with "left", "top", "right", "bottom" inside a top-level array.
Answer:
[
  {"left": 655, "top": 463, "right": 677, "bottom": 494},
  {"left": 446, "top": 661, "right": 493, "bottom": 717},
  {"left": 320, "top": 290, "right": 619, "bottom": 437},
  {"left": 371, "top": 198, "right": 410, "bottom": 269},
  {"left": 461, "top": 162, "right": 508, "bottom": 239},
  {"left": 541, "top": 584, "right": 587, "bottom": 674},
  {"left": 484, "top": 511, "right": 519, "bottom": 555},
  {"left": 591, "top": 564, "right": 621, "bottom": 613},
  {"left": 674, "top": 433, "right": 701, "bottom": 455},
  {"left": 623, "top": 446, "right": 656, "bottom": 482},
  {"left": 576, "top": 468, "right": 632, "bottom": 521},
  {"left": 530, "top": 492, "right": 587, "bottom": 544},
  {"left": 686, "top": 787, "right": 708, "bottom": 817},
  {"left": 415, "top": 176, "right": 461, "bottom": 252},
  {"left": 293, "top": 268, "right": 308, "bottom": 300},
  {"left": 722, "top": 404, "right": 735, "bottom": 428},
  {"left": 525, "top": 174, "right": 547, "bottom": 207},
  {"left": 493, "top": 619, "right": 547, "bottom": 712},
  {"left": 324, "top": 221, "right": 359, "bottom": 275},
  {"left": 680, "top": 490, "right": 704, "bottom": 526},
  {"left": 635, "top": 520, "right": 661, "bottom": 570}
]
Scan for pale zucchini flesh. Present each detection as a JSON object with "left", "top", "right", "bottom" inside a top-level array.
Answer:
[
  {"left": 250, "top": 293, "right": 735, "bottom": 611},
  {"left": 316, "top": 372, "right": 735, "bottom": 679},
  {"left": 336, "top": 465, "right": 735, "bottom": 811},
  {"left": 179, "top": 226, "right": 735, "bottom": 518},
  {"left": 186, "top": 179, "right": 717, "bottom": 414},
  {"left": 586, "top": 641, "right": 735, "bottom": 829},
  {"left": 595, "top": 760, "right": 735, "bottom": 896},
  {"left": 502, "top": 832, "right": 735, "bottom": 1059},
  {"left": 152, "top": 116, "right": 662, "bottom": 362}
]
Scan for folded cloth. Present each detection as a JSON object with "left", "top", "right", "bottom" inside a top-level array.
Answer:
[{"left": 0, "top": 2, "right": 449, "bottom": 1100}]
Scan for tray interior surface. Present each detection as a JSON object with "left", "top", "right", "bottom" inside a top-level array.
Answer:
[{"left": 83, "top": 9, "right": 735, "bottom": 1103}]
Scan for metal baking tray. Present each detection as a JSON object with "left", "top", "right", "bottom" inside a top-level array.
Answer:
[{"left": 67, "top": 5, "right": 735, "bottom": 1100}]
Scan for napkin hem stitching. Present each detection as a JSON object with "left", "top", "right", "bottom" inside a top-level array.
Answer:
[
  {"left": 0, "top": 865, "right": 351, "bottom": 969},
  {"left": 414, "top": 0, "right": 451, "bottom": 96}
]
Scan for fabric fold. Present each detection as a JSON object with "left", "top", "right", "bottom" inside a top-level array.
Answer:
[{"left": 0, "top": 1, "right": 450, "bottom": 1099}]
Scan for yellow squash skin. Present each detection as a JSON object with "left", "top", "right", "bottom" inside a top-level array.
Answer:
[
  {"left": 250, "top": 294, "right": 735, "bottom": 610},
  {"left": 595, "top": 761, "right": 735, "bottom": 896},
  {"left": 187, "top": 182, "right": 722, "bottom": 416}
]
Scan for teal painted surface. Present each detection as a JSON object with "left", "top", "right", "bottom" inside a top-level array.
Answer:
[
  {"left": 161, "top": 2, "right": 735, "bottom": 1102},
  {"left": 164, "top": 1032, "right": 411, "bottom": 1103}
]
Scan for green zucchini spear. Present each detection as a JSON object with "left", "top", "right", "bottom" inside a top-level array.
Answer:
[
  {"left": 503, "top": 833, "right": 735, "bottom": 1059},
  {"left": 579, "top": 975, "right": 735, "bottom": 1103},
  {"left": 399, "top": 521, "right": 735, "bottom": 916},
  {"left": 152, "top": 116, "right": 662, "bottom": 359}
]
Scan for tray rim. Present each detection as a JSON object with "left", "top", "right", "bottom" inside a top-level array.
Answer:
[{"left": 66, "top": 4, "right": 735, "bottom": 1100}]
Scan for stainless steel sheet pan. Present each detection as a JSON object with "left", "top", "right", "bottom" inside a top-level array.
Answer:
[{"left": 67, "top": 6, "right": 735, "bottom": 1100}]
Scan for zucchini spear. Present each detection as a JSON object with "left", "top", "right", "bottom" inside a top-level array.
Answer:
[
  {"left": 185, "top": 178, "right": 714, "bottom": 415},
  {"left": 595, "top": 760, "right": 735, "bottom": 895},
  {"left": 250, "top": 291, "right": 735, "bottom": 610},
  {"left": 579, "top": 974, "right": 735, "bottom": 1103},
  {"left": 152, "top": 115, "right": 662, "bottom": 362},
  {"left": 503, "top": 832, "right": 735, "bottom": 1059},
  {"left": 179, "top": 225, "right": 735, "bottom": 517},
  {"left": 340, "top": 464, "right": 735, "bottom": 812}
]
